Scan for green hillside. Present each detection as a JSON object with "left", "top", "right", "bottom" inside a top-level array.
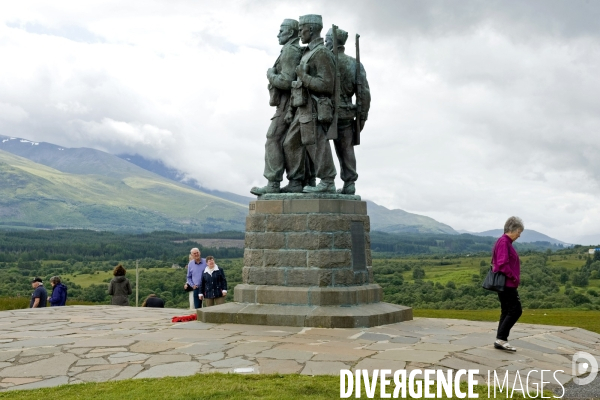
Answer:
[{"left": 0, "top": 150, "right": 247, "bottom": 232}]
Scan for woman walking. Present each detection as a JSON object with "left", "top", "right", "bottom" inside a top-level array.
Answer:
[
  {"left": 108, "top": 264, "right": 133, "bottom": 306},
  {"left": 198, "top": 256, "right": 228, "bottom": 307},
  {"left": 492, "top": 216, "right": 524, "bottom": 352},
  {"left": 48, "top": 276, "right": 68, "bottom": 306}
]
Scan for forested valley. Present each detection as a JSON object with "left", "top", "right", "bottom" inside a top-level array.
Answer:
[{"left": 0, "top": 230, "right": 598, "bottom": 310}]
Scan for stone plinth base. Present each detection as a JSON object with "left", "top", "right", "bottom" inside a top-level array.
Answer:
[
  {"left": 197, "top": 302, "right": 412, "bottom": 328},
  {"left": 203, "top": 197, "right": 414, "bottom": 328}
]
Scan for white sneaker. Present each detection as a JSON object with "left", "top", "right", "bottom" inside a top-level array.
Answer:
[{"left": 494, "top": 340, "right": 517, "bottom": 352}]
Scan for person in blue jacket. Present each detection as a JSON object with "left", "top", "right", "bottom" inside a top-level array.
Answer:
[{"left": 48, "top": 276, "right": 68, "bottom": 306}]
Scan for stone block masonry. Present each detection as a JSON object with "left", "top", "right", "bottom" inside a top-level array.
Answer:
[
  {"left": 198, "top": 195, "right": 412, "bottom": 328},
  {"left": 244, "top": 198, "right": 372, "bottom": 287}
]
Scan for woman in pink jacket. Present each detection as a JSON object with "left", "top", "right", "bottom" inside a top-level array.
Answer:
[{"left": 492, "top": 216, "right": 524, "bottom": 352}]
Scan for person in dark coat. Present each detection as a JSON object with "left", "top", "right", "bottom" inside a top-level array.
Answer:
[
  {"left": 142, "top": 294, "right": 165, "bottom": 308},
  {"left": 198, "top": 256, "right": 227, "bottom": 307},
  {"left": 108, "top": 264, "right": 132, "bottom": 306},
  {"left": 48, "top": 276, "right": 68, "bottom": 306},
  {"left": 30, "top": 277, "right": 48, "bottom": 308}
]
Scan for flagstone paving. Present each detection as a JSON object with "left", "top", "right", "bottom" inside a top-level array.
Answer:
[{"left": 0, "top": 306, "right": 598, "bottom": 397}]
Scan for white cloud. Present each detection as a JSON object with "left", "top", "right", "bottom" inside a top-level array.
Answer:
[
  {"left": 0, "top": 102, "right": 28, "bottom": 122},
  {"left": 1, "top": 1, "right": 599, "bottom": 243}
]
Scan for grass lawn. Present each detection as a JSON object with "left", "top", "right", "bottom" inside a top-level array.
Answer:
[
  {"left": 62, "top": 270, "right": 114, "bottom": 287},
  {"left": 414, "top": 308, "right": 600, "bottom": 333},
  {"left": 0, "top": 297, "right": 96, "bottom": 310},
  {"left": 0, "top": 373, "right": 548, "bottom": 400},
  {"left": 62, "top": 267, "right": 172, "bottom": 288}
]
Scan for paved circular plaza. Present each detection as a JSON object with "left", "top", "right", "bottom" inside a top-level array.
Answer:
[{"left": 0, "top": 306, "right": 598, "bottom": 396}]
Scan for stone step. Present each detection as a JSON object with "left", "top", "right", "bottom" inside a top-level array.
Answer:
[
  {"left": 197, "top": 302, "right": 413, "bottom": 328},
  {"left": 233, "top": 284, "right": 383, "bottom": 306}
]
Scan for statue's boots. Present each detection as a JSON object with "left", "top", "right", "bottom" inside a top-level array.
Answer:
[
  {"left": 336, "top": 182, "right": 355, "bottom": 195},
  {"left": 303, "top": 180, "right": 335, "bottom": 193},
  {"left": 280, "top": 180, "right": 303, "bottom": 193},
  {"left": 250, "top": 181, "right": 280, "bottom": 196}
]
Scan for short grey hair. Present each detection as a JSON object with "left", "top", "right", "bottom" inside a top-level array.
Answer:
[
  {"left": 50, "top": 276, "right": 61, "bottom": 285},
  {"left": 504, "top": 216, "right": 524, "bottom": 234},
  {"left": 190, "top": 248, "right": 200, "bottom": 255}
]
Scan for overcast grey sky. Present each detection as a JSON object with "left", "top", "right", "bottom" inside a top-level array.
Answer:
[{"left": 1, "top": 1, "right": 599, "bottom": 244}]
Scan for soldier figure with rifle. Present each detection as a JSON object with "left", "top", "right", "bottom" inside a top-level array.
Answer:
[
  {"left": 251, "top": 19, "right": 302, "bottom": 195},
  {"left": 325, "top": 27, "right": 371, "bottom": 195},
  {"left": 281, "top": 14, "right": 337, "bottom": 193}
]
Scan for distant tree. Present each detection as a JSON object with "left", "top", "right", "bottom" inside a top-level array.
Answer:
[
  {"left": 441, "top": 288, "right": 455, "bottom": 301},
  {"left": 559, "top": 272, "right": 569, "bottom": 284},
  {"left": 391, "top": 274, "right": 404, "bottom": 286},
  {"left": 81, "top": 284, "right": 110, "bottom": 303},
  {"left": 572, "top": 271, "right": 589, "bottom": 287},
  {"left": 412, "top": 266, "right": 425, "bottom": 280},
  {"left": 570, "top": 293, "right": 591, "bottom": 305}
]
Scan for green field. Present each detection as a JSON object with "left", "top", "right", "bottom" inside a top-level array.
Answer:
[
  {"left": 415, "top": 308, "right": 600, "bottom": 334},
  {"left": 61, "top": 267, "right": 173, "bottom": 288},
  {"left": 376, "top": 252, "right": 600, "bottom": 291},
  {"left": 0, "top": 297, "right": 96, "bottom": 310}
]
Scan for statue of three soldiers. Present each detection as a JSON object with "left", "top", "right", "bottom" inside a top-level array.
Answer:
[{"left": 250, "top": 14, "right": 371, "bottom": 196}]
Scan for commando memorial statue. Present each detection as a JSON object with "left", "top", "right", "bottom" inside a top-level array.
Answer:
[
  {"left": 251, "top": 16, "right": 370, "bottom": 196},
  {"left": 203, "top": 14, "right": 411, "bottom": 328},
  {"left": 251, "top": 14, "right": 336, "bottom": 195},
  {"left": 325, "top": 27, "right": 371, "bottom": 195}
]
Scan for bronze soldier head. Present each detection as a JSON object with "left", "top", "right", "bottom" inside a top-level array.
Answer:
[
  {"left": 278, "top": 19, "right": 299, "bottom": 45},
  {"left": 298, "top": 14, "right": 323, "bottom": 45},
  {"left": 325, "top": 27, "right": 349, "bottom": 51}
]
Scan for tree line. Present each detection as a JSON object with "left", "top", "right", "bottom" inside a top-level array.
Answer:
[
  {"left": 375, "top": 250, "right": 600, "bottom": 310},
  {"left": 370, "top": 231, "right": 566, "bottom": 255},
  {"left": 0, "top": 230, "right": 243, "bottom": 263}
]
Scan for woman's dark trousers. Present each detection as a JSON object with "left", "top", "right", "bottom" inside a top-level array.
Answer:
[
  {"left": 193, "top": 287, "right": 203, "bottom": 309},
  {"left": 497, "top": 287, "right": 522, "bottom": 341}
]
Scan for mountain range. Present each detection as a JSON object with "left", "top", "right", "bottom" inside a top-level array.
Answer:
[
  {"left": 0, "top": 135, "right": 569, "bottom": 243},
  {"left": 463, "top": 229, "right": 567, "bottom": 245},
  {"left": 117, "top": 152, "right": 458, "bottom": 235},
  {"left": 0, "top": 136, "right": 247, "bottom": 232}
]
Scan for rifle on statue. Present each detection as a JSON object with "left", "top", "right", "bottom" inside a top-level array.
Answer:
[
  {"left": 354, "top": 33, "right": 362, "bottom": 146},
  {"left": 326, "top": 24, "right": 340, "bottom": 140}
]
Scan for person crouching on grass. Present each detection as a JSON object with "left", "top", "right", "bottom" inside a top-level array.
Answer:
[{"left": 198, "top": 256, "right": 228, "bottom": 307}]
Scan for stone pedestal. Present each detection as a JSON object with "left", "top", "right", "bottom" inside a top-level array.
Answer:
[{"left": 197, "top": 194, "right": 412, "bottom": 328}]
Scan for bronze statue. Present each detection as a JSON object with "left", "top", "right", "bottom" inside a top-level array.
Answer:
[
  {"left": 325, "top": 27, "right": 371, "bottom": 195},
  {"left": 251, "top": 19, "right": 303, "bottom": 196},
  {"left": 281, "top": 14, "right": 338, "bottom": 193}
]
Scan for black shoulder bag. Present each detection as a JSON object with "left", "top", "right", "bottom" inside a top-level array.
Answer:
[{"left": 482, "top": 263, "right": 506, "bottom": 292}]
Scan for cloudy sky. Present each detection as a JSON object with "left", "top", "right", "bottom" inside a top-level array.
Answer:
[{"left": 1, "top": 1, "right": 599, "bottom": 244}]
